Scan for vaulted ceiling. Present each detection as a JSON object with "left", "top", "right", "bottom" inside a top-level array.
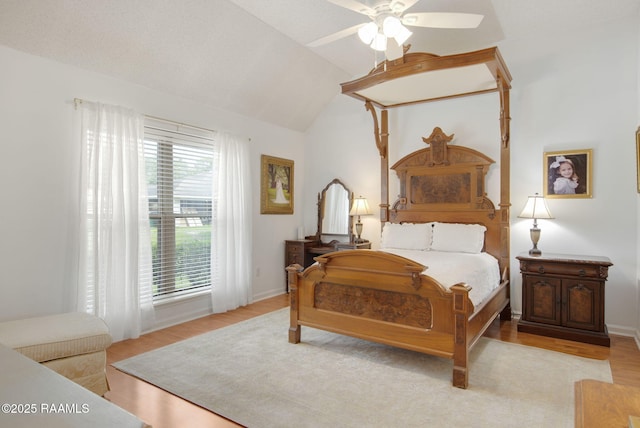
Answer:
[{"left": 0, "top": 0, "right": 638, "bottom": 132}]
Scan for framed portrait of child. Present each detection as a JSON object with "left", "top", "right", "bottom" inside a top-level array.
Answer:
[{"left": 543, "top": 149, "right": 592, "bottom": 198}]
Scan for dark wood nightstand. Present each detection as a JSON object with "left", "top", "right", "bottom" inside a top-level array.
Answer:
[{"left": 516, "top": 252, "right": 612, "bottom": 347}]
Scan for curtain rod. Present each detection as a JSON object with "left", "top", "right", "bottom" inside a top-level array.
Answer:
[
  {"left": 73, "top": 97, "right": 251, "bottom": 141},
  {"left": 145, "top": 114, "right": 217, "bottom": 136}
]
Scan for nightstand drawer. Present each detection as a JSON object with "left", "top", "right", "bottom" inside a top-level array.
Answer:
[
  {"left": 287, "top": 244, "right": 304, "bottom": 256},
  {"left": 519, "top": 260, "right": 601, "bottom": 278},
  {"left": 286, "top": 249, "right": 303, "bottom": 265}
]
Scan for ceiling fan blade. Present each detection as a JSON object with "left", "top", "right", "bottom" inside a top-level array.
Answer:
[
  {"left": 326, "top": 0, "right": 375, "bottom": 16},
  {"left": 307, "top": 24, "right": 364, "bottom": 48},
  {"left": 402, "top": 12, "right": 484, "bottom": 29},
  {"left": 389, "top": 0, "right": 420, "bottom": 14}
]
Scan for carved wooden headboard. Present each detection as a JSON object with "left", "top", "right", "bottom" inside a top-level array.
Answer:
[
  {"left": 389, "top": 127, "right": 508, "bottom": 275},
  {"left": 391, "top": 127, "right": 494, "bottom": 212}
]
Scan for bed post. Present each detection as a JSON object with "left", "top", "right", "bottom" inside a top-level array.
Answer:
[
  {"left": 451, "top": 284, "right": 472, "bottom": 389},
  {"left": 498, "top": 73, "right": 512, "bottom": 320},
  {"left": 365, "top": 101, "right": 389, "bottom": 222},
  {"left": 286, "top": 264, "right": 303, "bottom": 343},
  {"left": 379, "top": 109, "right": 389, "bottom": 222},
  {"left": 499, "top": 76, "right": 511, "bottom": 266}
]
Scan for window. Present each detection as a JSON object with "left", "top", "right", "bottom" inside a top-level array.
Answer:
[{"left": 144, "top": 121, "right": 214, "bottom": 300}]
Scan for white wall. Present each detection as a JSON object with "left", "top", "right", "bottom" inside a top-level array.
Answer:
[
  {"left": 504, "top": 17, "right": 638, "bottom": 336},
  {"left": 305, "top": 15, "right": 639, "bottom": 335},
  {"left": 0, "top": 45, "right": 303, "bottom": 329},
  {"left": 1, "top": 12, "right": 639, "bottom": 337}
]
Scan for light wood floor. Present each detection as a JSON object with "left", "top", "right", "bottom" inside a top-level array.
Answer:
[{"left": 105, "top": 294, "right": 640, "bottom": 428}]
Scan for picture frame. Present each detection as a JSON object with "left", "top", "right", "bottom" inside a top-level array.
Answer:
[
  {"left": 260, "top": 155, "right": 294, "bottom": 214},
  {"left": 543, "top": 149, "right": 592, "bottom": 198},
  {"left": 636, "top": 127, "right": 640, "bottom": 193}
]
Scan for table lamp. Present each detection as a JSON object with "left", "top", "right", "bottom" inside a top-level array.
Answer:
[
  {"left": 349, "top": 196, "right": 372, "bottom": 243},
  {"left": 518, "top": 193, "right": 553, "bottom": 256}
]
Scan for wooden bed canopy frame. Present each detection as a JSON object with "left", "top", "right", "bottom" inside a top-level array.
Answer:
[
  {"left": 287, "top": 46, "right": 513, "bottom": 389},
  {"left": 341, "top": 46, "right": 512, "bottom": 272}
]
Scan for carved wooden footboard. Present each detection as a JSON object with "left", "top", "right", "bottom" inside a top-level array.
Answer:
[{"left": 287, "top": 250, "right": 510, "bottom": 389}]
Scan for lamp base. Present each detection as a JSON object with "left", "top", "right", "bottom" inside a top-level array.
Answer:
[
  {"left": 354, "top": 219, "right": 364, "bottom": 244},
  {"left": 528, "top": 247, "right": 542, "bottom": 256},
  {"left": 529, "top": 226, "right": 542, "bottom": 256}
]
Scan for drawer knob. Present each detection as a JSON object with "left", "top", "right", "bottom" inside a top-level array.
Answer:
[
  {"left": 578, "top": 269, "right": 586, "bottom": 276},
  {"left": 537, "top": 266, "right": 545, "bottom": 274}
]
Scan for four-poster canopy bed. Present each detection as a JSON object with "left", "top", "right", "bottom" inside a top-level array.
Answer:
[{"left": 287, "top": 47, "right": 513, "bottom": 389}]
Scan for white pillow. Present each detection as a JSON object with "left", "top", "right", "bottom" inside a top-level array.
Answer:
[
  {"left": 431, "top": 222, "right": 486, "bottom": 253},
  {"left": 381, "top": 222, "right": 433, "bottom": 251}
]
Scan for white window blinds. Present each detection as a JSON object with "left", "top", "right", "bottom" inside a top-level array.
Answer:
[{"left": 143, "top": 120, "right": 214, "bottom": 299}]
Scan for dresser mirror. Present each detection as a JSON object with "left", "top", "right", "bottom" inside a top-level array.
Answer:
[{"left": 317, "top": 178, "right": 353, "bottom": 244}]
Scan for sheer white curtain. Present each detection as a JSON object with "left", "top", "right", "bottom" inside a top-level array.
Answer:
[
  {"left": 211, "top": 132, "right": 253, "bottom": 312},
  {"left": 76, "top": 101, "right": 154, "bottom": 341}
]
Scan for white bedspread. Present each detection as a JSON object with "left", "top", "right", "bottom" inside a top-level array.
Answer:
[{"left": 380, "top": 249, "right": 501, "bottom": 307}]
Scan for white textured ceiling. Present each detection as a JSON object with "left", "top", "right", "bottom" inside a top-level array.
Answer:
[{"left": 0, "top": 0, "right": 638, "bottom": 131}]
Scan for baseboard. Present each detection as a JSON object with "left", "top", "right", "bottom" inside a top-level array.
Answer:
[
  {"left": 142, "top": 289, "right": 287, "bottom": 335},
  {"left": 252, "top": 288, "right": 287, "bottom": 302},
  {"left": 509, "top": 313, "right": 638, "bottom": 348},
  {"left": 606, "top": 323, "right": 638, "bottom": 339},
  {"left": 145, "top": 293, "right": 213, "bottom": 334}
]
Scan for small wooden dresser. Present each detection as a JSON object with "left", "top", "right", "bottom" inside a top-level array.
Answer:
[
  {"left": 284, "top": 240, "right": 371, "bottom": 292},
  {"left": 516, "top": 252, "right": 612, "bottom": 346},
  {"left": 284, "top": 239, "right": 316, "bottom": 291},
  {"left": 285, "top": 239, "right": 316, "bottom": 269}
]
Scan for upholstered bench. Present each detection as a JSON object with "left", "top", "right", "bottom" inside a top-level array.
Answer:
[{"left": 0, "top": 312, "right": 112, "bottom": 396}]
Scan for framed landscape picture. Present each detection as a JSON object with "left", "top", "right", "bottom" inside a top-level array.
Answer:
[
  {"left": 260, "top": 155, "right": 294, "bottom": 214},
  {"left": 543, "top": 149, "right": 592, "bottom": 198}
]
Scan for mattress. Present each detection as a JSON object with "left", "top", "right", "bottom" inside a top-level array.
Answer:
[{"left": 380, "top": 249, "right": 501, "bottom": 307}]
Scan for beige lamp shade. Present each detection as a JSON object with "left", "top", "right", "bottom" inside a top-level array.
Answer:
[
  {"left": 349, "top": 197, "right": 372, "bottom": 217},
  {"left": 518, "top": 193, "right": 553, "bottom": 220},
  {"left": 518, "top": 193, "right": 553, "bottom": 256}
]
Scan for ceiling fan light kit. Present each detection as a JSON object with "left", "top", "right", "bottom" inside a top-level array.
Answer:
[
  {"left": 382, "top": 16, "right": 400, "bottom": 36},
  {"left": 357, "top": 16, "right": 411, "bottom": 52},
  {"left": 357, "top": 21, "right": 378, "bottom": 44},
  {"left": 315, "top": 0, "right": 484, "bottom": 60},
  {"left": 391, "top": 23, "right": 412, "bottom": 44},
  {"left": 370, "top": 32, "right": 388, "bottom": 51},
  {"left": 382, "top": 16, "right": 412, "bottom": 44}
]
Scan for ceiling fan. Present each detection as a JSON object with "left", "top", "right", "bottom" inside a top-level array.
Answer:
[{"left": 308, "top": 0, "right": 484, "bottom": 60}]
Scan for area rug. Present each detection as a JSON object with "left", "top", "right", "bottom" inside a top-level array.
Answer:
[{"left": 113, "top": 308, "right": 612, "bottom": 428}]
